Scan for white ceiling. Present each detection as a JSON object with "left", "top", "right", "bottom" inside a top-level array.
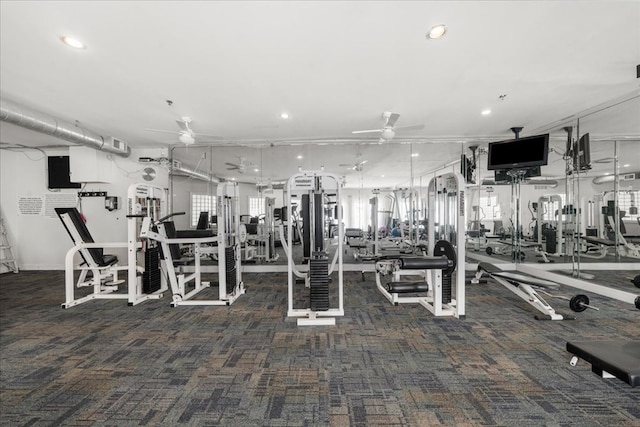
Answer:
[{"left": 1, "top": 1, "right": 639, "bottom": 188}]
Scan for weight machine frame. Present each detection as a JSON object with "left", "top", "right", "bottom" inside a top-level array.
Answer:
[
  {"left": 426, "top": 171, "right": 466, "bottom": 318},
  {"left": 285, "top": 171, "right": 344, "bottom": 326}
]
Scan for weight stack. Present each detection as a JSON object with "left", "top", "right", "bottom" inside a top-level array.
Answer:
[
  {"left": 309, "top": 251, "right": 330, "bottom": 311},
  {"left": 143, "top": 246, "right": 161, "bottom": 293},
  {"left": 441, "top": 273, "right": 452, "bottom": 304},
  {"left": 225, "top": 247, "right": 237, "bottom": 294}
]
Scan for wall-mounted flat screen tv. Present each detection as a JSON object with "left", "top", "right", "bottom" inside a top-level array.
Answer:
[
  {"left": 487, "top": 133, "right": 549, "bottom": 170},
  {"left": 48, "top": 156, "right": 81, "bottom": 189}
]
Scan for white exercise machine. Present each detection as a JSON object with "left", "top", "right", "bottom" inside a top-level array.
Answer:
[{"left": 283, "top": 171, "right": 344, "bottom": 326}]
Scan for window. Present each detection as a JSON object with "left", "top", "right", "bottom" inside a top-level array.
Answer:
[
  {"left": 541, "top": 195, "right": 565, "bottom": 222},
  {"left": 248, "top": 197, "right": 264, "bottom": 217},
  {"left": 479, "top": 196, "right": 501, "bottom": 221},
  {"left": 190, "top": 193, "right": 216, "bottom": 227},
  {"left": 619, "top": 191, "right": 639, "bottom": 220}
]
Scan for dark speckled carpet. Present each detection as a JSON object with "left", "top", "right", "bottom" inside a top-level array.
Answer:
[{"left": 1, "top": 269, "right": 639, "bottom": 426}]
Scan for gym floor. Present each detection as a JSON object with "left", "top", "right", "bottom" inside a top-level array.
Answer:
[{"left": 0, "top": 269, "right": 638, "bottom": 426}]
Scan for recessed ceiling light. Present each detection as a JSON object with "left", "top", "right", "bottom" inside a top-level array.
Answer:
[
  {"left": 254, "top": 168, "right": 259, "bottom": 172},
  {"left": 381, "top": 175, "right": 385, "bottom": 178},
  {"left": 280, "top": 112, "right": 289, "bottom": 119},
  {"left": 411, "top": 153, "right": 420, "bottom": 157},
  {"left": 297, "top": 155, "right": 303, "bottom": 159},
  {"left": 481, "top": 109, "right": 492, "bottom": 116},
  {"left": 623, "top": 164, "right": 630, "bottom": 168},
  {"left": 427, "top": 24, "right": 447, "bottom": 40},
  {"left": 60, "top": 36, "right": 86, "bottom": 49}
]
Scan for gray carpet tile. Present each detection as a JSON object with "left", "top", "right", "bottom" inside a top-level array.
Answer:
[{"left": 1, "top": 268, "right": 639, "bottom": 426}]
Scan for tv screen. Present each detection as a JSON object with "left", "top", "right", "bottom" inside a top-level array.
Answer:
[
  {"left": 487, "top": 133, "right": 549, "bottom": 170},
  {"left": 576, "top": 133, "right": 591, "bottom": 170},
  {"left": 460, "top": 154, "right": 475, "bottom": 184},
  {"left": 48, "top": 156, "right": 81, "bottom": 189}
]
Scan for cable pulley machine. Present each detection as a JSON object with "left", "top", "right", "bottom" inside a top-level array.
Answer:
[{"left": 284, "top": 171, "right": 344, "bottom": 326}]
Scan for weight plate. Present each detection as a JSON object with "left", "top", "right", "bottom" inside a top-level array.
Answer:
[
  {"left": 433, "top": 240, "right": 457, "bottom": 275},
  {"left": 570, "top": 294, "right": 589, "bottom": 312}
]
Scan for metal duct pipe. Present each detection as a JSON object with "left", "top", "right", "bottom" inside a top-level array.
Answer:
[
  {"left": 170, "top": 162, "right": 220, "bottom": 183},
  {"left": 0, "top": 98, "right": 130, "bottom": 157},
  {"left": 593, "top": 172, "right": 640, "bottom": 185}
]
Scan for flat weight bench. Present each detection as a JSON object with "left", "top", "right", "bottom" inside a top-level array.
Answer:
[{"left": 567, "top": 341, "right": 640, "bottom": 387}]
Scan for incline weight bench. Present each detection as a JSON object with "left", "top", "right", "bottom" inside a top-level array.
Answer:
[
  {"left": 375, "top": 240, "right": 462, "bottom": 317},
  {"left": 567, "top": 341, "right": 640, "bottom": 387},
  {"left": 56, "top": 207, "right": 135, "bottom": 308},
  {"left": 472, "top": 262, "right": 597, "bottom": 320}
]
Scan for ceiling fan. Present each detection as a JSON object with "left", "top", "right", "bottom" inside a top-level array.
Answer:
[
  {"left": 352, "top": 112, "right": 424, "bottom": 143},
  {"left": 145, "top": 116, "right": 224, "bottom": 145},
  {"left": 339, "top": 157, "right": 368, "bottom": 172},
  {"left": 226, "top": 157, "right": 253, "bottom": 174}
]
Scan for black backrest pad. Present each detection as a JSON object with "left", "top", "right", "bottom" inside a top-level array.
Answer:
[
  {"left": 196, "top": 211, "right": 209, "bottom": 230},
  {"left": 161, "top": 221, "right": 182, "bottom": 260},
  {"left": 55, "top": 207, "right": 107, "bottom": 266}
]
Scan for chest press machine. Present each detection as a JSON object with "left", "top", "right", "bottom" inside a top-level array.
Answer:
[{"left": 136, "top": 182, "right": 245, "bottom": 307}]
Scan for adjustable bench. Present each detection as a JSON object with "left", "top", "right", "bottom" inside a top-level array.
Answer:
[
  {"left": 473, "top": 262, "right": 569, "bottom": 320},
  {"left": 582, "top": 236, "right": 623, "bottom": 259},
  {"left": 567, "top": 341, "right": 640, "bottom": 387}
]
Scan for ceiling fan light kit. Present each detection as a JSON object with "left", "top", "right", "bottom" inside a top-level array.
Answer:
[{"left": 178, "top": 133, "right": 195, "bottom": 145}]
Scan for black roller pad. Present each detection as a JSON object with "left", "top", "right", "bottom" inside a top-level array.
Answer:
[
  {"left": 400, "top": 256, "right": 449, "bottom": 270},
  {"left": 567, "top": 341, "right": 640, "bottom": 387},
  {"left": 387, "top": 281, "right": 429, "bottom": 294}
]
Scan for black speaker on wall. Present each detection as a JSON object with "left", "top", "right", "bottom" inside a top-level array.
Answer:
[{"left": 47, "top": 156, "right": 81, "bottom": 189}]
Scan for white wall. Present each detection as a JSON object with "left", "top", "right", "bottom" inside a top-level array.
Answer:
[{"left": 0, "top": 146, "right": 168, "bottom": 271}]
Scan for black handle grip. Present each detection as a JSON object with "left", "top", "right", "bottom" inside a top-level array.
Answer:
[{"left": 158, "top": 211, "right": 186, "bottom": 222}]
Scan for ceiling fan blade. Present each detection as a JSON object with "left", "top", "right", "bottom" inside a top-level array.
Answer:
[
  {"left": 225, "top": 162, "right": 239, "bottom": 168},
  {"left": 386, "top": 113, "right": 401, "bottom": 127},
  {"left": 352, "top": 129, "right": 382, "bottom": 134},
  {"left": 395, "top": 124, "right": 424, "bottom": 132},
  {"left": 176, "top": 120, "right": 191, "bottom": 133},
  {"left": 145, "top": 128, "right": 180, "bottom": 134}
]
